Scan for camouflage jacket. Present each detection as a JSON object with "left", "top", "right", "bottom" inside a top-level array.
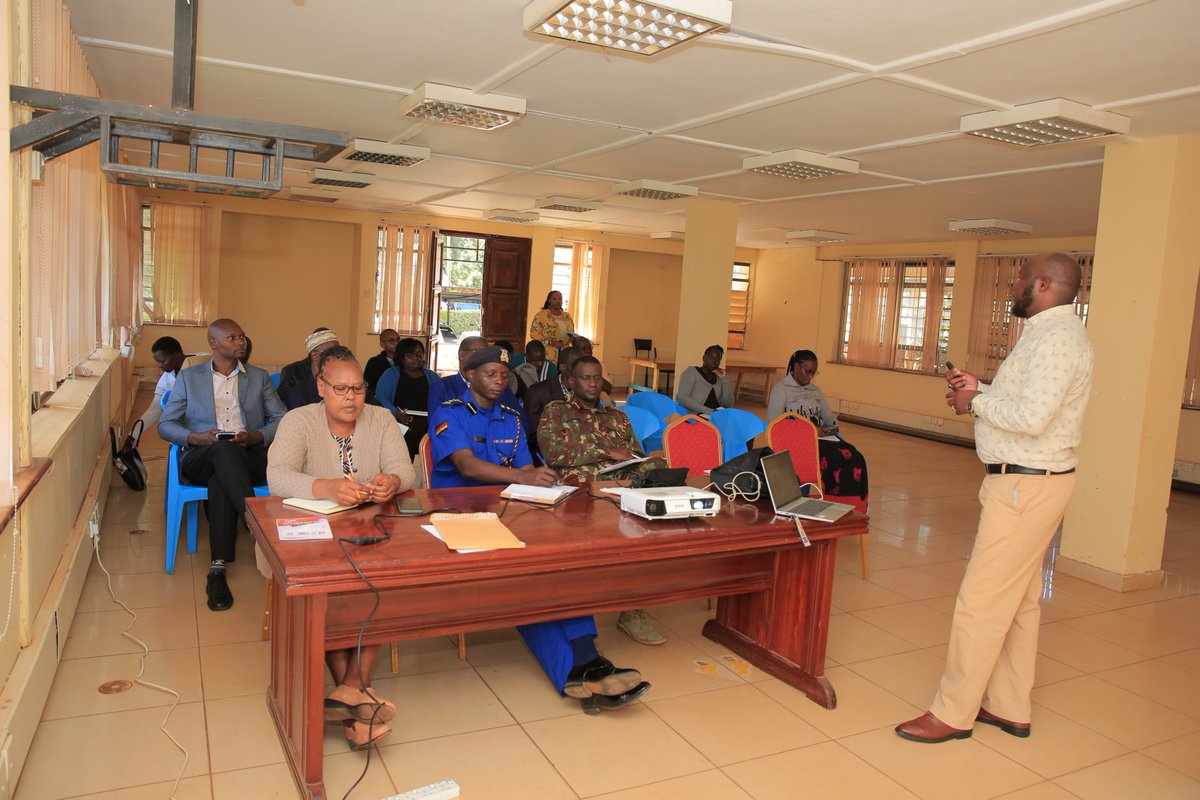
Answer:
[{"left": 537, "top": 399, "right": 664, "bottom": 482}]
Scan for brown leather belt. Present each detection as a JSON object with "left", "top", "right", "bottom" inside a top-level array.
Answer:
[{"left": 985, "top": 463, "right": 1075, "bottom": 476}]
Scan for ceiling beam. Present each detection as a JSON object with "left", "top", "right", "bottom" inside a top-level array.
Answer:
[{"left": 171, "top": 0, "right": 199, "bottom": 109}]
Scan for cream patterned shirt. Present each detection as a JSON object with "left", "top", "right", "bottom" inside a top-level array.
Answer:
[
  {"left": 211, "top": 360, "right": 246, "bottom": 433},
  {"left": 973, "top": 304, "right": 1093, "bottom": 471}
]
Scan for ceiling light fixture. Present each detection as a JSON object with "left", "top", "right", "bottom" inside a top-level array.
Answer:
[
  {"left": 523, "top": 0, "right": 733, "bottom": 56},
  {"left": 948, "top": 218, "right": 1033, "bottom": 236},
  {"left": 613, "top": 179, "right": 698, "bottom": 200},
  {"left": 340, "top": 139, "right": 430, "bottom": 167},
  {"left": 535, "top": 196, "right": 603, "bottom": 213},
  {"left": 785, "top": 229, "right": 848, "bottom": 243},
  {"left": 310, "top": 169, "right": 375, "bottom": 189},
  {"left": 288, "top": 187, "right": 340, "bottom": 204},
  {"left": 960, "top": 99, "right": 1129, "bottom": 147},
  {"left": 649, "top": 231, "right": 684, "bottom": 240},
  {"left": 743, "top": 149, "right": 860, "bottom": 181},
  {"left": 486, "top": 208, "right": 541, "bottom": 223},
  {"left": 398, "top": 83, "right": 526, "bottom": 131}
]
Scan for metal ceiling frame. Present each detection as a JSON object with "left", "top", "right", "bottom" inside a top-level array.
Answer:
[{"left": 8, "top": 0, "right": 350, "bottom": 197}]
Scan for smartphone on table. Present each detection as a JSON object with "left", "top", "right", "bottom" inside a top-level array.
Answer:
[{"left": 396, "top": 497, "right": 424, "bottom": 516}]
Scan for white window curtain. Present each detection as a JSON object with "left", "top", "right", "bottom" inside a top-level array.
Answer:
[
  {"left": 375, "top": 224, "right": 432, "bottom": 335},
  {"left": 567, "top": 242, "right": 600, "bottom": 338},
  {"left": 102, "top": 182, "right": 144, "bottom": 345},
  {"left": 28, "top": 0, "right": 106, "bottom": 390},
  {"left": 144, "top": 202, "right": 212, "bottom": 325}
]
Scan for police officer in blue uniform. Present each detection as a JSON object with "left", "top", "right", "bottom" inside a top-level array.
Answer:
[{"left": 429, "top": 346, "right": 650, "bottom": 712}]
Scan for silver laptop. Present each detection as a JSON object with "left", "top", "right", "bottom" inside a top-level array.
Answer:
[{"left": 761, "top": 450, "right": 853, "bottom": 523}]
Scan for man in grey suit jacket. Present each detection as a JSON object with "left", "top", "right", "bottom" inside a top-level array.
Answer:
[{"left": 159, "top": 318, "right": 286, "bottom": 611}]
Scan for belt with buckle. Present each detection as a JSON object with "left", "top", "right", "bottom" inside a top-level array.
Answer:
[{"left": 985, "top": 463, "right": 1075, "bottom": 476}]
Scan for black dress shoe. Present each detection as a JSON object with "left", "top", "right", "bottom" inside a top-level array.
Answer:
[
  {"left": 206, "top": 571, "right": 234, "bottom": 611},
  {"left": 563, "top": 656, "right": 644, "bottom": 699},
  {"left": 581, "top": 681, "right": 651, "bottom": 715}
]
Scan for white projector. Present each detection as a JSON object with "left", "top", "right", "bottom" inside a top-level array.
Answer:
[{"left": 620, "top": 487, "right": 721, "bottom": 520}]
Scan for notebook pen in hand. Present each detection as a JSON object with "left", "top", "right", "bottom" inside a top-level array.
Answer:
[{"left": 346, "top": 473, "right": 371, "bottom": 501}]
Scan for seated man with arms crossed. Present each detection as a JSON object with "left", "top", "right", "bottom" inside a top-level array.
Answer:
[
  {"left": 538, "top": 355, "right": 669, "bottom": 647},
  {"left": 430, "top": 346, "right": 650, "bottom": 712},
  {"left": 159, "top": 318, "right": 286, "bottom": 611}
]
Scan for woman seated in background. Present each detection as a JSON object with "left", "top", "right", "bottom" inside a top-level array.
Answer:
[
  {"left": 767, "top": 349, "right": 869, "bottom": 512},
  {"left": 374, "top": 337, "right": 440, "bottom": 456},
  {"left": 529, "top": 290, "right": 575, "bottom": 364},
  {"left": 676, "top": 344, "right": 734, "bottom": 415},
  {"left": 267, "top": 345, "right": 416, "bottom": 750}
]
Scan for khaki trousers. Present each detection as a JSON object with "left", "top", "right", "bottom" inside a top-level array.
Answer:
[{"left": 929, "top": 472, "right": 1077, "bottom": 729}]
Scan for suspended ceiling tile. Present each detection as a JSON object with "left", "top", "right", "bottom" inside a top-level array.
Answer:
[
  {"left": 390, "top": 158, "right": 517, "bottom": 190},
  {"left": 555, "top": 138, "right": 745, "bottom": 182},
  {"left": 69, "top": 0, "right": 547, "bottom": 91},
  {"left": 678, "top": 80, "right": 991, "bottom": 154},
  {"left": 857, "top": 137, "right": 1104, "bottom": 182},
  {"left": 695, "top": 172, "right": 902, "bottom": 200},
  {"left": 496, "top": 40, "right": 849, "bottom": 130},
  {"left": 906, "top": 0, "right": 1200, "bottom": 108},
  {"left": 475, "top": 173, "right": 611, "bottom": 199},
  {"left": 425, "top": 191, "right": 540, "bottom": 212},
  {"left": 727, "top": 0, "right": 1100, "bottom": 64},
  {"left": 344, "top": 182, "right": 448, "bottom": 204},
  {"left": 1114, "top": 94, "right": 1200, "bottom": 138},
  {"left": 401, "top": 114, "right": 641, "bottom": 169}
]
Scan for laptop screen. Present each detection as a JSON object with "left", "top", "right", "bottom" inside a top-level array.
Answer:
[{"left": 762, "top": 451, "right": 804, "bottom": 512}]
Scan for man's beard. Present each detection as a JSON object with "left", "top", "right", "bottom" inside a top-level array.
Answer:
[{"left": 1011, "top": 281, "right": 1035, "bottom": 319}]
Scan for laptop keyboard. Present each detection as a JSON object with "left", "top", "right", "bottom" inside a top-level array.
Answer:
[{"left": 785, "top": 498, "right": 837, "bottom": 516}]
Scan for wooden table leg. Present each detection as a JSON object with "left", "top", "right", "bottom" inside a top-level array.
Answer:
[
  {"left": 652, "top": 364, "right": 660, "bottom": 394},
  {"left": 703, "top": 539, "right": 839, "bottom": 708},
  {"left": 267, "top": 589, "right": 330, "bottom": 799}
]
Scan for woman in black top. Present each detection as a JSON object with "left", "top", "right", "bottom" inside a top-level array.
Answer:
[{"left": 375, "top": 337, "right": 440, "bottom": 455}]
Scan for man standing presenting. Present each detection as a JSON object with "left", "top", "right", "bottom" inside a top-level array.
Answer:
[
  {"left": 159, "top": 318, "right": 286, "bottom": 611},
  {"left": 896, "top": 253, "right": 1093, "bottom": 743}
]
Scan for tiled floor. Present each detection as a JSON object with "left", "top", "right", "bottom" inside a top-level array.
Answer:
[{"left": 16, "top": 411, "right": 1200, "bottom": 799}]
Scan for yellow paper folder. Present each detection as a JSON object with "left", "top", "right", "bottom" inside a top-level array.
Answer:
[{"left": 429, "top": 512, "right": 525, "bottom": 550}]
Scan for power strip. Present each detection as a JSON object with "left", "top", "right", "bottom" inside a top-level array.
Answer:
[{"left": 382, "top": 778, "right": 460, "bottom": 800}]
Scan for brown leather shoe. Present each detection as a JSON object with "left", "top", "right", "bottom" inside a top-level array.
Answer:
[
  {"left": 976, "top": 707, "right": 1031, "bottom": 738},
  {"left": 895, "top": 712, "right": 972, "bottom": 743}
]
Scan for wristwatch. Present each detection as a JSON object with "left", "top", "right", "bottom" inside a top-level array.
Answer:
[{"left": 966, "top": 396, "right": 976, "bottom": 415}]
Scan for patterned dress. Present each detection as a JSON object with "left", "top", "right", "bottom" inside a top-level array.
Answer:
[
  {"left": 538, "top": 399, "right": 665, "bottom": 483},
  {"left": 529, "top": 308, "right": 576, "bottom": 364}
]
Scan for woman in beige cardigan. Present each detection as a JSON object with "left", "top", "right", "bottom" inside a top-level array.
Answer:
[{"left": 267, "top": 345, "right": 415, "bottom": 751}]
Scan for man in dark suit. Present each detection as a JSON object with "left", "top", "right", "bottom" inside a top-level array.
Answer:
[
  {"left": 159, "top": 318, "right": 286, "bottom": 611},
  {"left": 525, "top": 347, "right": 581, "bottom": 434},
  {"left": 278, "top": 327, "right": 339, "bottom": 410}
]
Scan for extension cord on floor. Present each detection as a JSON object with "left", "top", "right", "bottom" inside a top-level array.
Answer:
[{"left": 381, "top": 778, "right": 460, "bottom": 800}]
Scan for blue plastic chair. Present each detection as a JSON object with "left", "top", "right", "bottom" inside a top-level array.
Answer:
[
  {"left": 161, "top": 386, "right": 269, "bottom": 573},
  {"left": 270, "top": 372, "right": 281, "bottom": 389},
  {"left": 620, "top": 405, "right": 666, "bottom": 454},
  {"left": 625, "top": 391, "right": 686, "bottom": 421},
  {"left": 709, "top": 408, "right": 768, "bottom": 461}
]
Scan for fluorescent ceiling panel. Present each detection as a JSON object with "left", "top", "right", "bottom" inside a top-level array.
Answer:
[
  {"left": 961, "top": 99, "right": 1129, "bottom": 147},
  {"left": 612, "top": 179, "right": 697, "bottom": 200},
  {"left": 524, "top": 0, "right": 732, "bottom": 56},
  {"left": 948, "top": 218, "right": 1033, "bottom": 235},
  {"left": 311, "top": 169, "right": 374, "bottom": 188},
  {"left": 340, "top": 139, "right": 430, "bottom": 167},
  {"left": 486, "top": 208, "right": 541, "bottom": 223},
  {"left": 535, "top": 196, "right": 603, "bottom": 212},
  {"left": 743, "top": 149, "right": 860, "bottom": 180},
  {"left": 785, "top": 229, "right": 849, "bottom": 243},
  {"left": 399, "top": 83, "right": 526, "bottom": 130}
]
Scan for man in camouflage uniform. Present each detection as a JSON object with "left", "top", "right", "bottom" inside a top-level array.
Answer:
[{"left": 537, "top": 355, "right": 669, "bottom": 646}]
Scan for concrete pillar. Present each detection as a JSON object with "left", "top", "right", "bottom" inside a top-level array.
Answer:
[
  {"left": 1061, "top": 135, "right": 1200, "bottom": 590},
  {"left": 674, "top": 197, "right": 738, "bottom": 370}
]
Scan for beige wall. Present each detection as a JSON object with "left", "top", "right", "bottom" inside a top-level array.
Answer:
[
  {"left": 217, "top": 212, "right": 358, "bottom": 367},
  {"left": 602, "top": 248, "right": 683, "bottom": 384}
]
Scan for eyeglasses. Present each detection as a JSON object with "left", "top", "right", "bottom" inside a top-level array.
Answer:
[{"left": 320, "top": 377, "right": 367, "bottom": 396}]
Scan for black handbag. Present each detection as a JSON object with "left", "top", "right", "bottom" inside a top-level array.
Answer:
[
  {"left": 110, "top": 419, "right": 148, "bottom": 491},
  {"left": 710, "top": 446, "right": 774, "bottom": 496}
]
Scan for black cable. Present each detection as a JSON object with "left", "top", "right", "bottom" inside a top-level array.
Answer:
[{"left": 337, "top": 536, "right": 385, "bottom": 800}]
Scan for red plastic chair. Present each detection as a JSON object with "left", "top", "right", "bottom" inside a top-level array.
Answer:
[
  {"left": 418, "top": 433, "right": 434, "bottom": 487},
  {"left": 767, "top": 413, "right": 868, "bottom": 578},
  {"left": 663, "top": 414, "right": 722, "bottom": 476}
]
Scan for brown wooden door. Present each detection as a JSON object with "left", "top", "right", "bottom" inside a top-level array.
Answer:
[{"left": 481, "top": 235, "right": 531, "bottom": 345}]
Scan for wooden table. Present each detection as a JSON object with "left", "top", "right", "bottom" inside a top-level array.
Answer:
[
  {"left": 626, "top": 356, "right": 781, "bottom": 400},
  {"left": 248, "top": 486, "right": 866, "bottom": 800}
]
